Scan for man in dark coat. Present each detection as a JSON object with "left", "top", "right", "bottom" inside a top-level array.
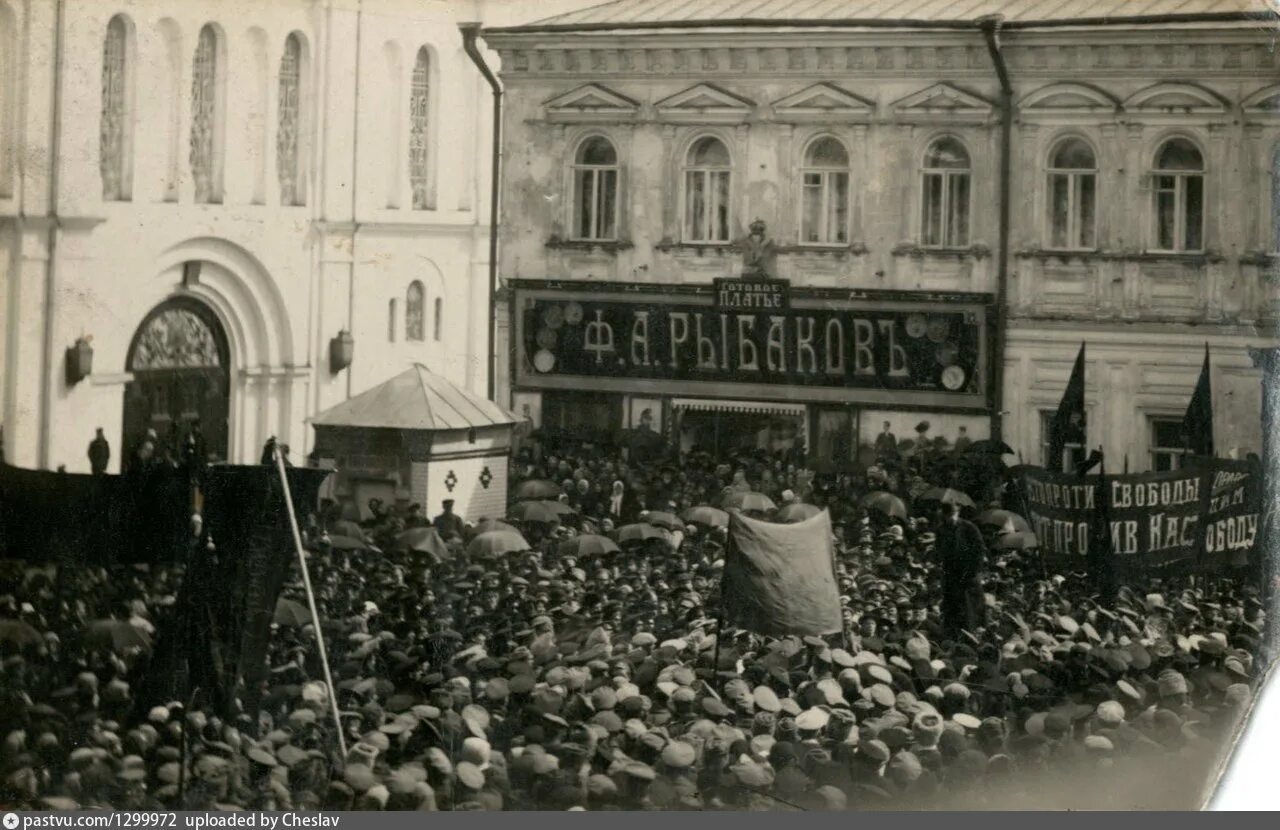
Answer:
[
  {"left": 88, "top": 428, "right": 110, "bottom": 475},
  {"left": 433, "top": 499, "right": 466, "bottom": 541},
  {"left": 936, "top": 501, "right": 987, "bottom": 637}
]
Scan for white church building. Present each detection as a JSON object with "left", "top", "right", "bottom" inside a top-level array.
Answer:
[{"left": 0, "top": 0, "right": 523, "bottom": 481}]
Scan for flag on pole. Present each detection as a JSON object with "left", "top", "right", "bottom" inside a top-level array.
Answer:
[
  {"left": 723, "top": 509, "right": 842, "bottom": 636},
  {"left": 1182, "top": 343, "right": 1214, "bottom": 457},
  {"left": 1087, "top": 451, "right": 1116, "bottom": 599},
  {"left": 1049, "top": 343, "right": 1086, "bottom": 472}
]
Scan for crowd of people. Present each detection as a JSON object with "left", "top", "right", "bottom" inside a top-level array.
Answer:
[{"left": 0, "top": 434, "right": 1266, "bottom": 811}]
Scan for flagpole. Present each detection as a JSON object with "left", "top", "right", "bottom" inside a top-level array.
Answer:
[{"left": 273, "top": 447, "right": 348, "bottom": 761}]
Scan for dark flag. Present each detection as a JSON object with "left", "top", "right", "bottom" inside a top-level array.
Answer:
[
  {"left": 1182, "top": 344, "right": 1214, "bottom": 457},
  {"left": 1048, "top": 343, "right": 1086, "bottom": 472},
  {"left": 1087, "top": 455, "right": 1116, "bottom": 600}
]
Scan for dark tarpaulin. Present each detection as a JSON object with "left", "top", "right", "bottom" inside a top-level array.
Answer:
[{"left": 723, "top": 509, "right": 842, "bottom": 637}]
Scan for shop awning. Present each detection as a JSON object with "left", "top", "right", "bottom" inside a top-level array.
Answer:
[
  {"left": 310, "top": 364, "right": 516, "bottom": 431},
  {"left": 671, "top": 398, "right": 807, "bottom": 417}
]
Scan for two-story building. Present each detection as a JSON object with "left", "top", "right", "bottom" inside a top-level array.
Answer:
[{"left": 484, "top": 0, "right": 1280, "bottom": 472}]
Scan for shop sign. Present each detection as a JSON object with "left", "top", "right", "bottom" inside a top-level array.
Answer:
[
  {"left": 714, "top": 277, "right": 790, "bottom": 311},
  {"left": 513, "top": 282, "right": 991, "bottom": 410}
]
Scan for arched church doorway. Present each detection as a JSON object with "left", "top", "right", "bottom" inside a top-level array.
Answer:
[{"left": 122, "top": 298, "right": 230, "bottom": 471}]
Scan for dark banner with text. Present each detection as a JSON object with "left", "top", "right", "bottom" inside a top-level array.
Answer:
[
  {"left": 512, "top": 282, "right": 991, "bottom": 410},
  {"left": 1016, "top": 460, "right": 1260, "bottom": 573}
]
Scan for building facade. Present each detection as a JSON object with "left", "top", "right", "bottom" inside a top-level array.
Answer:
[
  {"left": 0, "top": 0, "right": 506, "bottom": 478},
  {"left": 485, "top": 1, "right": 1280, "bottom": 472}
]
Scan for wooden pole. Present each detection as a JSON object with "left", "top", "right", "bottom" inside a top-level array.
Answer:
[{"left": 273, "top": 447, "right": 348, "bottom": 760}]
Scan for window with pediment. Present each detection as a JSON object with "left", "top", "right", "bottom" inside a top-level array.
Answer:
[
  {"left": 1047, "top": 138, "right": 1097, "bottom": 251},
  {"left": 1152, "top": 138, "right": 1204, "bottom": 253},
  {"left": 800, "top": 136, "right": 849, "bottom": 245},
  {"left": 921, "top": 137, "right": 970, "bottom": 248},
  {"left": 684, "top": 136, "right": 732, "bottom": 243},
  {"left": 572, "top": 136, "right": 619, "bottom": 241}
]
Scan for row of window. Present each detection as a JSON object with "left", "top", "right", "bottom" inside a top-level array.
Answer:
[
  {"left": 98, "top": 15, "right": 437, "bottom": 209},
  {"left": 1041, "top": 413, "right": 1190, "bottom": 473},
  {"left": 571, "top": 133, "right": 1212, "bottom": 253},
  {"left": 389, "top": 282, "right": 443, "bottom": 343}
]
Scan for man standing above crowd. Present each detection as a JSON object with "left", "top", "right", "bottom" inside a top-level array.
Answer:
[
  {"left": 433, "top": 499, "right": 465, "bottom": 541},
  {"left": 936, "top": 500, "right": 988, "bottom": 636}
]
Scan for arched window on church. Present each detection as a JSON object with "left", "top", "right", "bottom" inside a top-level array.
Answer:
[
  {"left": 100, "top": 15, "right": 133, "bottom": 201},
  {"left": 388, "top": 298, "right": 397, "bottom": 342},
  {"left": 406, "top": 281, "right": 425, "bottom": 341},
  {"left": 409, "top": 46, "right": 433, "bottom": 210},
  {"left": 190, "top": 24, "right": 224, "bottom": 203},
  {"left": 277, "top": 33, "right": 304, "bottom": 206},
  {"left": 433, "top": 297, "right": 443, "bottom": 342}
]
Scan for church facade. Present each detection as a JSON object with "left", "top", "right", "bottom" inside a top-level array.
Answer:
[
  {"left": 484, "top": 2, "right": 1280, "bottom": 471},
  {"left": 0, "top": 0, "right": 501, "bottom": 475}
]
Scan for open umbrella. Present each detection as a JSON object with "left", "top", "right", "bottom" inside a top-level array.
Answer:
[
  {"left": 0, "top": 619, "right": 44, "bottom": 648},
  {"left": 995, "top": 531, "right": 1040, "bottom": 551},
  {"left": 512, "top": 479, "right": 563, "bottom": 501},
  {"left": 682, "top": 505, "right": 729, "bottom": 528},
  {"left": 326, "top": 534, "right": 368, "bottom": 551},
  {"left": 558, "top": 534, "right": 620, "bottom": 558},
  {"left": 330, "top": 520, "right": 368, "bottom": 542},
  {"left": 615, "top": 523, "right": 670, "bottom": 546},
  {"left": 538, "top": 499, "right": 578, "bottom": 517},
  {"left": 469, "top": 518, "right": 518, "bottom": 538},
  {"left": 273, "top": 598, "right": 311, "bottom": 627},
  {"left": 720, "top": 491, "right": 777, "bottom": 513},
  {"left": 643, "top": 511, "right": 684, "bottom": 532},
  {"left": 467, "top": 529, "right": 529, "bottom": 559},
  {"left": 860, "top": 491, "right": 907, "bottom": 520},
  {"left": 506, "top": 501, "right": 563, "bottom": 525},
  {"left": 919, "top": 487, "right": 976, "bottom": 508},
  {"left": 966, "top": 439, "right": 1016, "bottom": 456},
  {"left": 775, "top": 503, "right": 822, "bottom": 524},
  {"left": 976, "top": 509, "right": 1030, "bottom": 533},
  {"left": 86, "top": 619, "right": 152, "bottom": 652},
  {"left": 394, "top": 527, "right": 451, "bottom": 562}
]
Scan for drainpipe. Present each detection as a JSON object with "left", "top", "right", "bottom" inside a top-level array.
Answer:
[
  {"left": 459, "top": 23, "right": 501, "bottom": 403},
  {"left": 979, "top": 14, "right": 1012, "bottom": 446},
  {"left": 38, "top": 0, "right": 67, "bottom": 467}
]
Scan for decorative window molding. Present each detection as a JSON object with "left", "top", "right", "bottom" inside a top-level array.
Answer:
[
  {"left": 544, "top": 83, "right": 639, "bottom": 123},
  {"left": 277, "top": 33, "right": 304, "bottom": 206},
  {"left": 1242, "top": 84, "right": 1280, "bottom": 121},
  {"left": 772, "top": 83, "right": 874, "bottom": 124},
  {"left": 1019, "top": 82, "right": 1120, "bottom": 119},
  {"left": 100, "top": 14, "right": 134, "bottom": 201},
  {"left": 656, "top": 83, "right": 754, "bottom": 125},
  {"left": 1123, "top": 82, "right": 1228, "bottom": 116},
  {"left": 892, "top": 82, "right": 993, "bottom": 123},
  {"left": 190, "top": 24, "right": 224, "bottom": 204}
]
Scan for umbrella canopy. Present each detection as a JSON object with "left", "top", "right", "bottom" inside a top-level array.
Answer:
[
  {"left": 86, "top": 619, "right": 152, "bottom": 652},
  {"left": 557, "top": 534, "right": 620, "bottom": 558},
  {"left": 966, "top": 439, "right": 1016, "bottom": 456},
  {"left": 273, "top": 598, "right": 311, "bottom": 627},
  {"left": 682, "top": 505, "right": 729, "bottom": 528},
  {"left": 643, "top": 510, "right": 684, "bottom": 532},
  {"left": 512, "top": 479, "right": 563, "bottom": 501},
  {"left": 615, "top": 523, "right": 670, "bottom": 546},
  {"left": 775, "top": 503, "right": 822, "bottom": 524},
  {"left": 995, "top": 531, "right": 1040, "bottom": 551},
  {"left": 976, "top": 509, "right": 1031, "bottom": 533},
  {"left": 394, "top": 527, "right": 451, "bottom": 562},
  {"left": 468, "top": 518, "right": 519, "bottom": 539},
  {"left": 919, "top": 487, "right": 976, "bottom": 508},
  {"left": 0, "top": 619, "right": 44, "bottom": 648},
  {"left": 326, "top": 534, "right": 368, "bottom": 551},
  {"left": 860, "top": 491, "right": 907, "bottom": 520},
  {"left": 330, "top": 520, "right": 368, "bottom": 542},
  {"left": 506, "top": 500, "right": 564, "bottom": 525},
  {"left": 467, "top": 529, "right": 529, "bottom": 559},
  {"left": 720, "top": 491, "right": 777, "bottom": 513}
]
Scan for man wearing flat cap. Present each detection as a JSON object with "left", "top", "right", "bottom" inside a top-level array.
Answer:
[{"left": 936, "top": 500, "right": 988, "bottom": 637}]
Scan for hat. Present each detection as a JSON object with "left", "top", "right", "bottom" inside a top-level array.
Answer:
[
  {"left": 1096, "top": 701, "right": 1126, "bottom": 726},
  {"left": 455, "top": 761, "right": 485, "bottom": 790},
  {"left": 796, "top": 708, "right": 830, "bottom": 732},
  {"left": 661, "top": 741, "right": 697, "bottom": 769}
]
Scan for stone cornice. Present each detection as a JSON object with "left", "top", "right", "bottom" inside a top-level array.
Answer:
[{"left": 493, "top": 38, "right": 1276, "bottom": 81}]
